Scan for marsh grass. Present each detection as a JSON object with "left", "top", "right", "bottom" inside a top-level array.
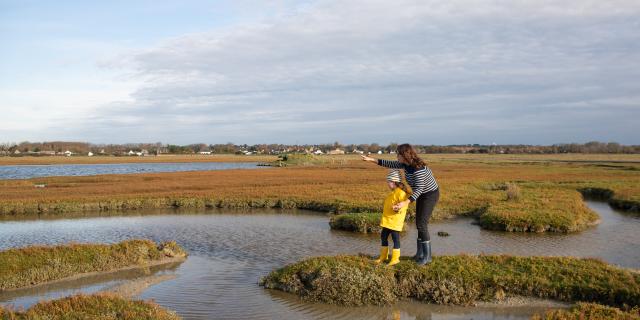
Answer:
[
  {"left": 1, "top": 156, "right": 638, "bottom": 231},
  {"left": 533, "top": 302, "right": 640, "bottom": 320},
  {"left": 506, "top": 182, "right": 521, "bottom": 201},
  {"left": 261, "top": 255, "right": 640, "bottom": 307},
  {"left": 0, "top": 239, "right": 187, "bottom": 290},
  {"left": 328, "top": 212, "right": 408, "bottom": 234},
  {"left": 0, "top": 293, "right": 180, "bottom": 319}
]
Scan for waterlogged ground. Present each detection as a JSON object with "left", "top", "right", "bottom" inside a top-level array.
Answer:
[
  {"left": 0, "top": 201, "right": 638, "bottom": 320},
  {"left": 0, "top": 162, "right": 264, "bottom": 179}
]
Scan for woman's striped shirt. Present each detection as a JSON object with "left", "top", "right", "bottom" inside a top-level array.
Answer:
[{"left": 378, "top": 159, "right": 438, "bottom": 202}]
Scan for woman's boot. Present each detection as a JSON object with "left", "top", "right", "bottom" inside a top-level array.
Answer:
[
  {"left": 416, "top": 241, "right": 432, "bottom": 265},
  {"left": 413, "top": 239, "right": 424, "bottom": 262}
]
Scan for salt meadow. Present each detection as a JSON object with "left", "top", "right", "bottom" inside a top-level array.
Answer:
[{"left": 1, "top": 154, "right": 639, "bottom": 319}]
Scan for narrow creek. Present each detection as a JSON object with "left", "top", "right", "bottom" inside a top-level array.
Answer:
[{"left": 1, "top": 200, "right": 638, "bottom": 319}]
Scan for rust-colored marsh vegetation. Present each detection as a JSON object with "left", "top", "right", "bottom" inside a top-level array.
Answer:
[{"left": 1, "top": 154, "right": 638, "bottom": 233}]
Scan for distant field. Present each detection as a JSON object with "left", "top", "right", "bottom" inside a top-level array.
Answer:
[
  {"left": 2, "top": 153, "right": 640, "bottom": 166},
  {"left": 1, "top": 153, "right": 638, "bottom": 233}
]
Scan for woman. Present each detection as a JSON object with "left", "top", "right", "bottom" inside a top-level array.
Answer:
[{"left": 362, "top": 143, "right": 439, "bottom": 265}]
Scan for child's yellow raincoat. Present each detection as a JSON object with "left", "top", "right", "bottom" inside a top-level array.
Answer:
[{"left": 380, "top": 187, "right": 409, "bottom": 231}]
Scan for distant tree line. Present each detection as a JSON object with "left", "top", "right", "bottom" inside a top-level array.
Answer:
[{"left": 0, "top": 141, "right": 638, "bottom": 156}]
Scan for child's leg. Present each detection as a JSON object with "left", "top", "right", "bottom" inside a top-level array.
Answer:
[
  {"left": 375, "top": 228, "right": 392, "bottom": 263},
  {"left": 380, "top": 227, "right": 391, "bottom": 246},
  {"left": 388, "top": 230, "right": 401, "bottom": 265},
  {"left": 391, "top": 231, "right": 401, "bottom": 249}
]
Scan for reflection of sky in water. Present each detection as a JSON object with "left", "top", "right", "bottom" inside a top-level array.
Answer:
[
  {"left": 2, "top": 282, "right": 117, "bottom": 310},
  {"left": 0, "top": 201, "right": 637, "bottom": 319},
  {"left": 0, "top": 162, "right": 264, "bottom": 179}
]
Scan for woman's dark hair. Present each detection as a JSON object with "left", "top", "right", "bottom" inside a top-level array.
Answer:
[{"left": 397, "top": 143, "right": 426, "bottom": 169}]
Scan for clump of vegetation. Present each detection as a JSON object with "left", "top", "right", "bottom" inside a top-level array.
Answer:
[
  {"left": 578, "top": 186, "right": 640, "bottom": 213},
  {"left": 261, "top": 254, "right": 640, "bottom": 307},
  {"left": 480, "top": 184, "right": 599, "bottom": 232},
  {"left": 437, "top": 231, "right": 449, "bottom": 237},
  {"left": 505, "top": 182, "right": 521, "bottom": 201},
  {"left": 329, "top": 212, "right": 409, "bottom": 234},
  {"left": 533, "top": 302, "right": 640, "bottom": 320},
  {"left": 0, "top": 239, "right": 187, "bottom": 290},
  {"left": 272, "top": 154, "right": 329, "bottom": 167},
  {"left": 329, "top": 212, "right": 399, "bottom": 233},
  {"left": 0, "top": 293, "right": 180, "bottom": 319}
]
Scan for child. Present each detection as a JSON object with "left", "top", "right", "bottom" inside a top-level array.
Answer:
[{"left": 374, "top": 170, "right": 409, "bottom": 266}]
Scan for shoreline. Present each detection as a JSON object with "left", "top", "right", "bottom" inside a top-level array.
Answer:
[{"left": 1, "top": 256, "right": 186, "bottom": 294}]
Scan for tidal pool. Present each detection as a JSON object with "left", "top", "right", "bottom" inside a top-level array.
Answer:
[{"left": 0, "top": 200, "right": 638, "bottom": 319}]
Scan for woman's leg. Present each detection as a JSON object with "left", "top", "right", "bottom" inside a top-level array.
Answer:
[
  {"left": 416, "top": 189, "right": 439, "bottom": 241},
  {"left": 415, "top": 189, "right": 440, "bottom": 265}
]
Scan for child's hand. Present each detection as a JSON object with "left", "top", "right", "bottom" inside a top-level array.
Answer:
[{"left": 392, "top": 200, "right": 410, "bottom": 212}]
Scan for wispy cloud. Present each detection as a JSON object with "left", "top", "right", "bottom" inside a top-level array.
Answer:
[{"left": 6, "top": 0, "right": 640, "bottom": 144}]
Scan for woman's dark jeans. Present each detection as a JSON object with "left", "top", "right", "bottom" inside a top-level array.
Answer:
[{"left": 415, "top": 189, "right": 439, "bottom": 241}]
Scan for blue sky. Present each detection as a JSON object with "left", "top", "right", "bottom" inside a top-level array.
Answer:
[{"left": 1, "top": 0, "right": 639, "bottom": 145}]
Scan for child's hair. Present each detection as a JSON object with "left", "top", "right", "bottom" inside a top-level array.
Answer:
[{"left": 391, "top": 181, "right": 410, "bottom": 194}]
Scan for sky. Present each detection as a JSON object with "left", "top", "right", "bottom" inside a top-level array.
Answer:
[{"left": 1, "top": 0, "right": 639, "bottom": 145}]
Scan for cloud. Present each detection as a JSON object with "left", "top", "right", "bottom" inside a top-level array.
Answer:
[{"left": 74, "top": 0, "right": 640, "bottom": 144}]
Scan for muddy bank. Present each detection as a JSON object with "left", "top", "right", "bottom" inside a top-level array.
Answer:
[{"left": 0, "top": 239, "right": 187, "bottom": 291}]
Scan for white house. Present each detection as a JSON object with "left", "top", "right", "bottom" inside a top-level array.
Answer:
[
  {"left": 199, "top": 151, "right": 212, "bottom": 155},
  {"left": 377, "top": 150, "right": 383, "bottom": 154},
  {"left": 64, "top": 150, "right": 73, "bottom": 157},
  {"left": 328, "top": 148, "right": 345, "bottom": 155},
  {"left": 87, "top": 152, "right": 94, "bottom": 157},
  {"left": 128, "top": 150, "right": 136, "bottom": 156},
  {"left": 313, "top": 150, "right": 324, "bottom": 155}
]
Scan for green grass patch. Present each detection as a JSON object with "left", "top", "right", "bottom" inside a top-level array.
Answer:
[
  {"left": 577, "top": 185, "right": 640, "bottom": 213},
  {"left": 533, "top": 302, "right": 640, "bottom": 320},
  {"left": 0, "top": 239, "right": 187, "bottom": 290},
  {"left": 0, "top": 293, "right": 180, "bottom": 319},
  {"left": 329, "top": 212, "right": 399, "bottom": 234},
  {"left": 260, "top": 255, "right": 640, "bottom": 307},
  {"left": 480, "top": 184, "right": 599, "bottom": 232},
  {"left": 329, "top": 212, "right": 408, "bottom": 234}
]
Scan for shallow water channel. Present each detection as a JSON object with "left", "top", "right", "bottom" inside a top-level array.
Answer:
[{"left": 1, "top": 200, "right": 638, "bottom": 319}]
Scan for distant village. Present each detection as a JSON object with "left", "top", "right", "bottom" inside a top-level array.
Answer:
[{"left": 0, "top": 141, "right": 638, "bottom": 157}]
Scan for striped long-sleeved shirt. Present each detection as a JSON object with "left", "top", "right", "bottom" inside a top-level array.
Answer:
[{"left": 378, "top": 159, "right": 438, "bottom": 202}]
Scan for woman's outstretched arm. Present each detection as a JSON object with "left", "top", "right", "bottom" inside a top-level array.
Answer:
[{"left": 361, "top": 155, "right": 403, "bottom": 169}]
